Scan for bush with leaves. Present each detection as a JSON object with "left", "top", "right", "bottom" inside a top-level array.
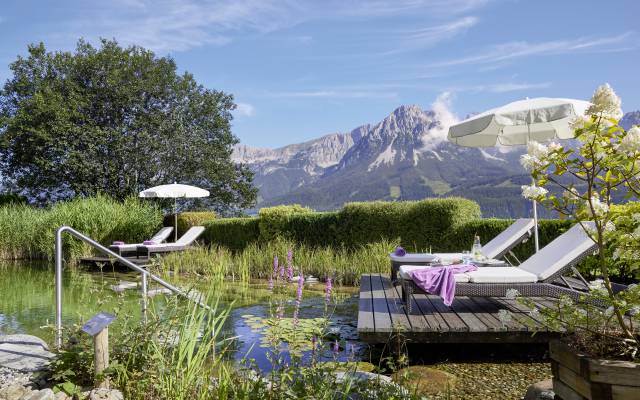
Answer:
[{"left": 519, "top": 83, "right": 640, "bottom": 359}]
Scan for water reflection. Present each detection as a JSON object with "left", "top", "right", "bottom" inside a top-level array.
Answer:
[{"left": 0, "top": 261, "right": 368, "bottom": 370}]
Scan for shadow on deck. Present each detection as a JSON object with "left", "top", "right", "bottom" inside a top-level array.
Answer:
[{"left": 358, "top": 273, "right": 562, "bottom": 344}]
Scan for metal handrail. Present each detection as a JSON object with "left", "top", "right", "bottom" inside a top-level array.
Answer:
[{"left": 55, "top": 226, "right": 210, "bottom": 348}]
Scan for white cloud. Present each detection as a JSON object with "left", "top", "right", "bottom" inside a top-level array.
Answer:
[
  {"left": 235, "top": 102, "right": 255, "bottom": 117},
  {"left": 338, "top": 0, "right": 489, "bottom": 17},
  {"left": 421, "top": 91, "right": 458, "bottom": 151},
  {"left": 68, "top": 0, "right": 306, "bottom": 52},
  {"left": 431, "top": 32, "right": 636, "bottom": 67},
  {"left": 378, "top": 16, "right": 478, "bottom": 55},
  {"left": 448, "top": 81, "right": 551, "bottom": 93}
]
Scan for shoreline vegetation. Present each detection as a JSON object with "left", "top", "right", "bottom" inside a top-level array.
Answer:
[{"left": 2, "top": 196, "right": 638, "bottom": 283}]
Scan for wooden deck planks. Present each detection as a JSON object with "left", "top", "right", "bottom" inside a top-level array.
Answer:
[
  {"left": 357, "top": 273, "right": 563, "bottom": 344},
  {"left": 357, "top": 274, "right": 375, "bottom": 333}
]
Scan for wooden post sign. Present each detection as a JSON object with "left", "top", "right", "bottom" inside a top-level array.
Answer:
[{"left": 81, "top": 312, "right": 116, "bottom": 389}]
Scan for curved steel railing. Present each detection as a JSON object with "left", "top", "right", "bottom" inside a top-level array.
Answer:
[{"left": 55, "top": 226, "right": 209, "bottom": 348}]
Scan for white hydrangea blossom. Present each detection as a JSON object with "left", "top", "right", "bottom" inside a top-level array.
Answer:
[
  {"left": 521, "top": 184, "right": 548, "bottom": 200},
  {"left": 630, "top": 306, "right": 640, "bottom": 316},
  {"left": 559, "top": 296, "right": 574, "bottom": 307},
  {"left": 527, "top": 141, "right": 550, "bottom": 159},
  {"left": 563, "top": 187, "right": 581, "bottom": 201},
  {"left": 617, "top": 126, "right": 640, "bottom": 155},
  {"left": 628, "top": 283, "right": 638, "bottom": 291},
  {"left": 588, "top": 279, "right": 606, "bottom": 294},
  {"left": 586, "top": 196, "right": 609, "bottom": 217},
  {"left": 505, "top": 288, "right": 520, "bottom": 299},
  {"left": 498, "top": 309, "right": 512, "bottom": 325},
  {"left": 586, "top": 83, "right": 623, "bottom": 120},
  {"left": 548, "top": 142, "right": 563, "bottom": 152},
  {"left": 569, "top": 115, "right": 590, "bottom": 131},
  {"left": 520, "top": 154, "right": 541, "bottom": 171},
  {"left": 604, "top": 306, "right": 615, "bottom": 317}
]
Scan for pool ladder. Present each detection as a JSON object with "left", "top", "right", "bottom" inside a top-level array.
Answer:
[{"left": 54, "top": 226, "right": 209, "bottom": 348}]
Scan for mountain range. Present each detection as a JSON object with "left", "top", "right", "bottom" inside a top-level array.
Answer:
[{"left": 234, "top": 106, "right": 640, "bottom": 218}]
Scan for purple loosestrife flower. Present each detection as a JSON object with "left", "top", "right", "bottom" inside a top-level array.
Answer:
[
  {"left": 293, "top": 274, "right": 304, "bottom": 325},
  {"left": 333, "top": 340, "right": 340, "bottom": 354},
  {"left": 325, "top": 277, "right": 332, "bottom": 305},
  {"left": 268, "top": 275, "right": 274, "bottom": 291},
  {"left": 273, "top": 255, "right": 279, "bottom": 275},
  {"left": 287, "top": 249, "right": 294, "bottom": 282}
]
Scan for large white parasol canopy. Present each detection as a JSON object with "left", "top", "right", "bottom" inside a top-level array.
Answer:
[
  {"left": 139, "top": 183, "right": 209, "bottom": 241},
  {"left": 447, "top": 97, "right": 591, "bottom": 251}
]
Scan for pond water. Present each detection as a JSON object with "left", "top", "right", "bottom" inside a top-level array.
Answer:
[{"left": 0, "top": 261, "right": 366, "bottom": 370}]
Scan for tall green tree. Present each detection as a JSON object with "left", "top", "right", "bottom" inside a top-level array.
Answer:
[{"left": 0, "top": 39, "right": 256, "bottom": 213}]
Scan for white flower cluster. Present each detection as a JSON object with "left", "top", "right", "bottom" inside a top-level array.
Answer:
[
  {"left": 497, "top": 309, "right": 512, "bottom": 325},
  {"left": 588, "top": 279, "right": 606, "bottom": 294},
  {"left": 586, "top": 83, "right": 623, "bottom": 120},
  {"left": 505, "top": 288, "right": 520, "bottom": 299},
  {"left": 617, "top": 126, "right": 640, "bottom": 155},
  {"left": 519, "top": 141, "right": 562, "bottom": 171},
  {"left": 521, "top": 184, "right": 548, "bottom": 200},
  {"left": 569, "top": 115, "right": 590, "bottom": 131},
  {"left": 563, "top": 187, "right": 581, "bottom": 201},
  {"left": 586, "top": 196, "right": 609, "bottom": 217}
]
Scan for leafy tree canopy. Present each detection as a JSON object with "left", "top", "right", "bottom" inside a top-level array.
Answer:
[{"left": 0, "top": 39, "right": 256, "bottom": 214}]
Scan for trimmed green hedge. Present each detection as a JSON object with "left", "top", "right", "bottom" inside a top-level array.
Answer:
[
  {"left": 258, "top": 204, "right": 314, "bottom": 242},
  {"left": 164, "top": 211, "right": 217, "bottom": 236},
  {"left": 203, "top": 217, "right": 260, "bottom": 251},
  {"left": 205, "top": 197, "right": 481, "bottom": 250}
]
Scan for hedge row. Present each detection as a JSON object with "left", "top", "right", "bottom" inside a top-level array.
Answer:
[
  {"left": 204, "top": 198, "right": 481, "bottom": 250},
  {"left": 163, "top": 211, "right": 217, "bottom": 237}
]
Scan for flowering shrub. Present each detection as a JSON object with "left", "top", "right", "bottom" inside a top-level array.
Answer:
[{"left": 519, "top": 83, "right": 640, "bottom": 359}]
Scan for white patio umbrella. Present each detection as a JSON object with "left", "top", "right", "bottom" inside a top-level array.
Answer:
[
  {"left": 447, "top": 97, "right": 591, "bottom": 251},
  {"left": 139, "top": 183, "right": 210, "bottom": 241}
]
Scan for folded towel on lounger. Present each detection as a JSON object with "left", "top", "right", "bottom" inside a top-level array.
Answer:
[{"left": 409, "top": 264, "right": 478, "bottom": 306}]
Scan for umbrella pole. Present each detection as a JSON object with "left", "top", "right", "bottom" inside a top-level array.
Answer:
[
  {"left": 532, "top": 196, "right": 540, "bottom": 252},
  {"left": 174, "top": 198, "right": 178, "bottom": 242},
  {"left": 525, "top": 127, "right": 540, "bottom": 253}
]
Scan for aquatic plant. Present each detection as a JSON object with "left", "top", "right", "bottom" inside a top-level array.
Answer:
[{"left": 159, "top": 237, "right": 396, "bottom": 286}]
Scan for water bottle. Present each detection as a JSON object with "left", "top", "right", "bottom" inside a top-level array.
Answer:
[{"left": 471, "top": 235, "right": 482, "bottom": 260}]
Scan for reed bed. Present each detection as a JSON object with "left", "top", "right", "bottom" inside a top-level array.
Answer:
[
  {"left": 159, "top": 238, "right": 398, "bottom": 286},
  {"left": 0, "top": 195, "right": 162, "bottom": 261}
]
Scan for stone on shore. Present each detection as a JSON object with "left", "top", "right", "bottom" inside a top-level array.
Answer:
[
  {"left": 0, "top": 335, "right": 54, "bottom": 373},
  {"left": 392, "top": 366, "right": 457, "bottom": 396},
  {"left": 524, "top": 379, "right": 554, "bottom": 400}
]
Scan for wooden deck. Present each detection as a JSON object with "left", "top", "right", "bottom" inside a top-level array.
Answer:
[{"left": 358, "top": 273, "right": 562, "bottom": 344}]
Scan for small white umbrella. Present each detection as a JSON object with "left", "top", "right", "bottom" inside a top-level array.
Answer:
[
  {"left": 139, "top": 183, "right": 210, "bottom": 241},
  {"left": 447, "top": 97, "right": 591, "bottom": 251}
]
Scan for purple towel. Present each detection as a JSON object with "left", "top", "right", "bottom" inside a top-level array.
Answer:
[
  {"left": 112, "top": 241, "right": 125, "bottom": 245},
  {"left": 394, "top": 246, "right": 406, "bottom": 256},
  {"left": 409, "top": 264, "right": 478, "bottom": 306},
  {"left": 143, "top": 240, "right": 156, "bottom": 245}
]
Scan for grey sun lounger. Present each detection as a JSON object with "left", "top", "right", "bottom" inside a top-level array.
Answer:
[
  {"left": 390, "top": 218, "right": 535, "bottom": 281},
  {"left": 401, "top": 222, "right": 597, "bottom": 312},
  {"left": 136, "top": 226, "right": 206, "bottom": 258},
  {"left": 108, "top": 226, "right": 174, "bottom": 256}
]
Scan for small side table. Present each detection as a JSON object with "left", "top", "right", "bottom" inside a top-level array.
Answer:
[{"left": 389, "top": 253, "right": 439, "bottom": 283}]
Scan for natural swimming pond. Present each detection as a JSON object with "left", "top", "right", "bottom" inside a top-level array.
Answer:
[
  {"left": 0, "top": 261, "right": 552, "bottom": 399},
  {"left": 0, "top": 261, "right": 367, "bottom": 370}
]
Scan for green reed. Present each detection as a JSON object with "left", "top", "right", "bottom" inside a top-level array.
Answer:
[
  {"left": 159, "top": 237, "right": 398, "bottom": 286},
  {"left": 0, "top": 195, "right": 162, "bottom": 261}
]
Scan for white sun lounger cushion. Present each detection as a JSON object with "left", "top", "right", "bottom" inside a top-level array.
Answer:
[
  {"left": 467, "top": 267, "right": 538, "bottom": 283},
  {"left": 389, "top": 253, "right": 440, "bottom": 263},
  {"left": 398, "top": 265, "right": 471, "bottom": 283},
  {"left": 519, "top": 222, "right": 595, "bottom": 281},
  {"left": 480, "top": 218, "right": 534, "bottom": 259}
]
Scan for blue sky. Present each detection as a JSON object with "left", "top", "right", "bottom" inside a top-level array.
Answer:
[{"left": 1, "top": 0, "right": 638, "bottom": 148}]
